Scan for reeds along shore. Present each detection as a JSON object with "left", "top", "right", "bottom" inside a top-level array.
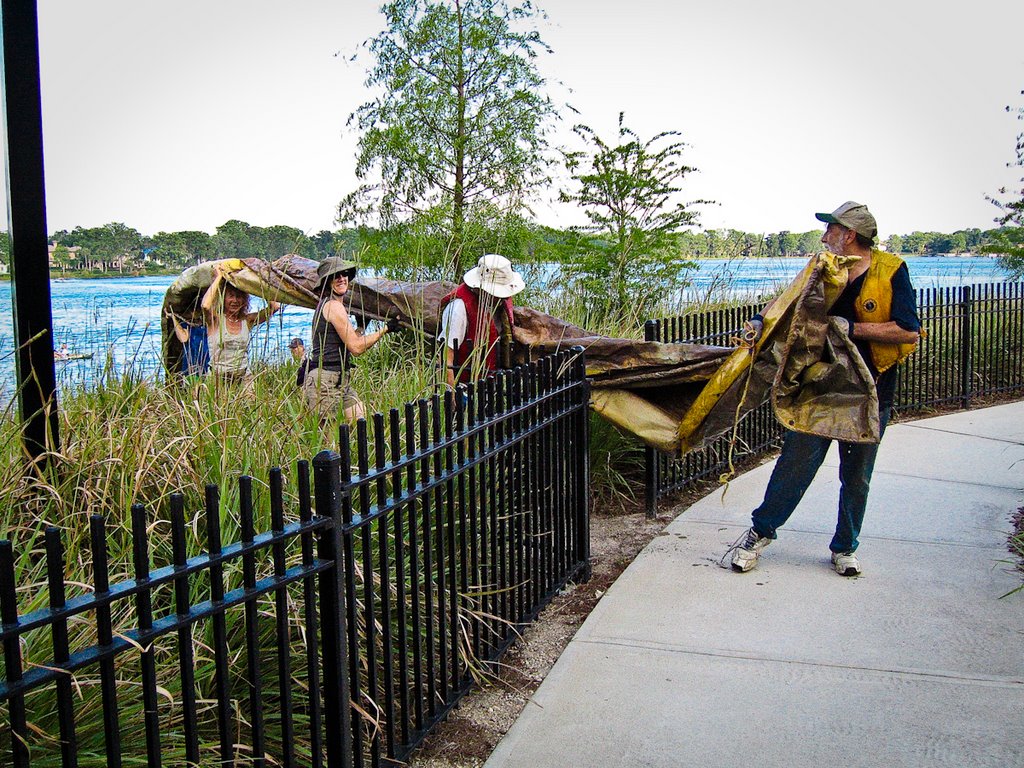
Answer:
[{"left": 0, "top": 278, "right": 763, "bottom": 763}]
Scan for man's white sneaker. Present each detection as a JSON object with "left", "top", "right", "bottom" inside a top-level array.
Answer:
[
  {"left": 730, "top": 527, "right": 772, "bottom": 572},
  {"left": 831, "top": 551, "right": 861, "bottom": 577}
]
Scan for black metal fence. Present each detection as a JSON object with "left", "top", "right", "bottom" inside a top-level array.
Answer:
[
  {"left": 642, "top": 302, "right": 783, "bottom": 516},
  {"left": 0, "top": 349, "right": 591, "bottom": 767},
  {"left": 645, "top": 281, "right": 1024, "bottom": 514}
]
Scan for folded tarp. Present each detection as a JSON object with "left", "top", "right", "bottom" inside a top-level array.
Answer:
[{"left": 161, "top": 252, "right": 879, "bottom": 458}]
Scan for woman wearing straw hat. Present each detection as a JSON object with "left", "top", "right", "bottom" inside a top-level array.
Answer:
[
  {"left": 438, "top": 253, "right": 525, "bottom": 387},
  {"left": 302, "top": 257, "right": 398, "bottom": 421}
]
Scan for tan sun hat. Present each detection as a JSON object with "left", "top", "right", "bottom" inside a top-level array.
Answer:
[
  {"left": 463, "top": 254, "right": 525, "bottom": 299},
  {"left": 815, "top": 201, "right": 878, "bottom": 240}
]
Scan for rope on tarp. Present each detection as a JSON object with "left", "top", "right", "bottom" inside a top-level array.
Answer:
[{"left": 717, "top": 325, "right": 761, "bottom": 497}]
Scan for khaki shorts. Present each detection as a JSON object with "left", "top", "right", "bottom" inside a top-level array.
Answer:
[{"left": 302, "top": 368, "right": 362, "bottom": 419}]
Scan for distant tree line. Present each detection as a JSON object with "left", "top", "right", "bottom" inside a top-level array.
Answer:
[
  {"left": 0, "top": 221, "right": 1016, "bottom": 279},
  {"left": 0, "top": 221, "right": 358, "bottom": 275}
]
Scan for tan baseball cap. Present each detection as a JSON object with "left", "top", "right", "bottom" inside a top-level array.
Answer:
[{"left": 815, "top": 201, "right": 878, "bottom": 240}]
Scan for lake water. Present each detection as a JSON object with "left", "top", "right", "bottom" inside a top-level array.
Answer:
[{"left": 0, "top": 255, "right": 1011, "bottom": 396}]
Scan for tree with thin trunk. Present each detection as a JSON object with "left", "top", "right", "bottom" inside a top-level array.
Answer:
[
  {"left": 341, "top": 0, "right": 558, "bottom": 278},
  {"left": 559, "top": 113, "right": 709, "bottom": 323}
]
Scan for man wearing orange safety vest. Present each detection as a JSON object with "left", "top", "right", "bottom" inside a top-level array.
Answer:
[
  {"left": 438, "top": 254, "right": 526, "bottom": 388},
  {"left": 730, "top": 202, "right": 921, "bottom": 577}
]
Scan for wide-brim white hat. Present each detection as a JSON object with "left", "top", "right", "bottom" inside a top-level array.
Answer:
[{"left": 462, "top": 254, "right": 525, "bottom": 299}]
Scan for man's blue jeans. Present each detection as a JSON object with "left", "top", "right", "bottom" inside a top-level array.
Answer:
[{"left": 751, "top": 407, "right": 891, "bottom": 554}]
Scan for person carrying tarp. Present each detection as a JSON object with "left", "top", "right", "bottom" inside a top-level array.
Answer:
[
  {"left": 438, "top": 254, "right": 526, "bottom": 387},
  {"left": 201, "top": 263, "right": 281, "bottom": 382},
  {"left": 302, "top": 257, "right": 399, "bottom": 422},
  {"left": 729, "top": 201, "right": 921, "bottom": 577},
  {"left": 165, "top": 309, "right": 210, "bottom": 377}
]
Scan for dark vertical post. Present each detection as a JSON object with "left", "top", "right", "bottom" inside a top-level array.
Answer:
[
  {"left": 0, "top": 541, "right": 29, "bottom": 768},
  {"left": 643, "top": 320, "right": 659, "bottom": 517},
  {"left": 168, "top": 499, "right": 199, "bottom": 767},
  {"left": 239, "top": 476, "right": 266, "bottom": 766},
  {"left": 205, "top": 485, "right": 233, "bottom": 767},
  {"left": 1, "top": 0, "right": 60, "bottom": 459},
  {"left": 572, "top": 348, "right": 592, "bottom": 581},
  {"left": 960, "top": 285, "right": 972, "bottom": 408},
  {"left": 45, "top": 528, "right": 78, "bottom": 767},
  {"left": 269, "top": 468, "right": 296, "bottom": 768},
  {"left": 130, "top": 504, "right": 162, "bottom": 768},
  {"left": 90, "top": 515, "right": 123, "bottom": 768},
  {"left": 297, "top": 459, "right": 325, "bottom": 768},
  {"left": 313, "top": 450, "right": 353, "bottom": 768}
]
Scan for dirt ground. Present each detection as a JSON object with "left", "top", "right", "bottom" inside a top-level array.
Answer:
[{"left": 408, "top": 468, "right": 746, "bottom": 768}]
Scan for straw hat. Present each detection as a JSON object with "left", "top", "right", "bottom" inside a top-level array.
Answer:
[{"left": 463, "top": 254, "right": 525, "bottom": 299}]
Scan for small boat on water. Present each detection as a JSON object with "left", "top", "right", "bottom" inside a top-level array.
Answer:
[{"left": 55, "top": 348, "right": 93, "bottom": 362}]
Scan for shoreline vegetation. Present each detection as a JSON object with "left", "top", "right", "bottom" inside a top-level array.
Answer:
[{"left": 0, "top": 222, "right": 1016, "bottom": 282}]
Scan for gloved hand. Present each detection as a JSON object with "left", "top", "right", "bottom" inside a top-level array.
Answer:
[
  {"left": 743, "top": 318, "right": 764, "bottom": 344},
  {"left": 385, "top": 317, "right": 402, "bottom": 333}
]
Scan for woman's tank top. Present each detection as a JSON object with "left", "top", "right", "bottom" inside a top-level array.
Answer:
[
  {"left": 309, "top": 299, "right": 352, "bottom": 371},
  {"left": 208, "top": 315, "right": 250, "bottom": 375}
]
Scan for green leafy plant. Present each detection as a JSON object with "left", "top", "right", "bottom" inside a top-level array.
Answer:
[
  {"left": 982, "top": 87, "right": 1024, "bottom": 277},
  {"left": 341, "top": 0, "right": 559, "bottom": 278},
  {"left": 558, "top": 113, "right": 709, "bottom": 324}
]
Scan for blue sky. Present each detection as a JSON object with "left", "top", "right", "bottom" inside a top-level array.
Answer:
[{"left": 4, "top": 0, "right": 1023, "bottom": 239}]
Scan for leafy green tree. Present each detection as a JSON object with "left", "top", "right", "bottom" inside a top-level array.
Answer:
[
  {"left": 962, "top": 228, "right": 984, "bottom": 250},
  {"left": 778, "top": 231, "right": 801, "bottom": 256},
  {"left": 214, "top": 219, "right": 259, "bottom": 259},
  {"left": 885, "top": 233, "right": 904, "bottom": 253},
  {"left": 797, "top": 230, "right": 823, "bottom": 255},
  {"left": 309, "top": 228, "right": 354, "bottom": 262},
  {"left": 0, "top": 230, "right": 9, "bottom": 269},
  {"left": 342, "top": 0, "right": 558, "bottom": 277},
  {"left": 262, "top": 224, "right": 308, "bottom": 258},
  {"left": 50, "top": 243, "right": 74, "bottom": 274},
  {"left": 901, "top": 231, "right": 931, "bottom": 255},
  {"left": 60, "top": 223, "right": 142, "bottom": 272},
  {"left": 982, "top": 88, "right": 1024, "bottom": 277},
  {"left": 558, "top": 113, "right": 707, "bottom": 322},
  {"left": 151, "top": 230, "right": 214, "bottom": 269}
]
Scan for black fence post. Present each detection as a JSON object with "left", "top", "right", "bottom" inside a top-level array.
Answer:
[
  {"left": 572, "top": 347, "right": 592, "bottom": 581},
  {"left": 313, "top": 450, "right": 353, "bottom": 768},
  {"left": 643, "top": 320, "right": 659, "bottom": 518},
  {"left": 1, "top": 0, "right": 60, "bottom": 461},
  {"left": 960, "top": 285, "right": 973, "bottom": 409}
]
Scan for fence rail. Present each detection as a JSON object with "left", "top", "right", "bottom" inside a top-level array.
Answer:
[
  {"left": 645, "top": 281, "right": 1024, "bottom": 514},
  {"left": 0, "top": 349, "right": 590, "bottom": 767}
]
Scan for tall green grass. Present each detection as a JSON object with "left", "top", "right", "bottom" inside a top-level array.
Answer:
[{"left": 0, "top": 258, "right": 771, "bottom": 763}]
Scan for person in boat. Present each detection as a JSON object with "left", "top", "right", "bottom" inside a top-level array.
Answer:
[
  {"left": 201, "top": 264, "right": 280, "bottom": 382},
  {"left": 729, "top": 201, "right": 921, "bottom": 578},
  {"left": 55, "top": 343, "right": 70, "bottom": 360},
  {"left": 302, "top": 257, "right": 398, "bottom": 421},
  {"left": 437, "top": 254, "right": 525, "bottom": 387},
  {"left": 165, "top": 309, "right": 210, "bottom": 377}
]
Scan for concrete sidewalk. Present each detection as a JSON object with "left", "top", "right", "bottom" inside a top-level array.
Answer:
[{"left": 485, "top": 403, "right": 1024, "bottom": 768}]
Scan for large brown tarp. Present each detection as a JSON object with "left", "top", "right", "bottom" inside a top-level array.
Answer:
[{"left": 161, "top": 252, "right": 879, "bottom": 458}]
